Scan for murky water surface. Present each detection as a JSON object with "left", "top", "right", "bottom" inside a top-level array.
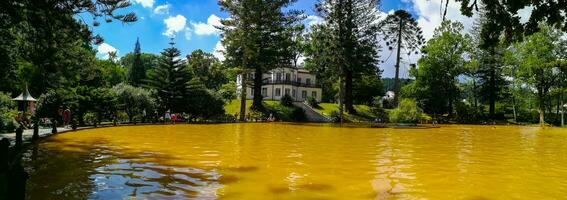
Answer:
[{"left": 23, "top": 124, "right": 567, "bottom": 199}]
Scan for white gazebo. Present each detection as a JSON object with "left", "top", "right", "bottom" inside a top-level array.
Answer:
[{"left": 12, "top": 84, "right": 37, "bottom": 114}]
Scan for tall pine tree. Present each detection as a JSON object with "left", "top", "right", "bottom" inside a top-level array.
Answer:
[
  {"left": 308, "top": 0, "right": 382, "bottom": 117},
  {"left": 145, "top": 40, "right": 191, "bottom": 113},
  {"left": 219, "top": 0, "right": 302, "bottom": 112},
  {"left": 128, "top": 38, "right": 145, "bottom": 86}
]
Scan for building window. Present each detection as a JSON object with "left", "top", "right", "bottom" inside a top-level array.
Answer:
[
  {"left": 285, "top": 73, "right": 291, "bottom": 81},
  {"left": 275, "top": 88, "right": 281, "bottom": 96},
  {"left": 302, "top": 91, "right": 307, "bottom": 99},
  {"left": 292, "top": 89, "right": 296, "bottom": 97},
  {"left": 250, "top": 88, "right": 253, "bottom": 96},
  {"left": 297, "top": 77, "right": 302, "bottom": 83},
  {"left": 276, "top": 73, "right": 282, "bottom": 81},
  {"left": 306, "top": 78, "right": 311, "bottom": 85},
  {"left": 262, "top": 88, "right": 267, "bottom": 97},
  {"left": 284, "top": 88, "right": 290, "bottom": 96},
  {"left": 312, "top": 91, "right": 317, "bottom": 99}
]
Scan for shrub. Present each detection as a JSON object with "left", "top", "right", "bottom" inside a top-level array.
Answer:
[
  {"left": 0, "top": 92, "right": 17, "bottom": 133},
  {"left": 112, "top": 83, "right": 155, "bottom": 122},
  {"left": 280, "top": 94, "right": 293, "bottom": 107},
  {"left": 306, "top": 96, "right": 320, "bottom": 108},
  {"left": 329, "top": 111, "right": 342, "bottom": 123},
  {"left": 291, "top": 107, "right": 306, "bottom": 121},
  {"left": 370, "top": 107, "right": 389, "bottom": 122},
  {"left": 454, "top": 102, "right": 486, "bottom": 123},
  {"left": 389, "top": 99, "right": 422, "bottom": 124}
]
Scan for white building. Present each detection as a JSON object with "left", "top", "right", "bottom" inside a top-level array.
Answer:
[{"left": 236, "top": 67, "right": 322, "bottom": 102}]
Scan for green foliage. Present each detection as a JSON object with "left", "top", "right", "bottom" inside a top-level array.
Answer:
[
  {"left": 370, "top": 97, "right": 389, "bottom": 122},
  {"left": 145, "top": 46, "right": 192, "bottom": 113},
  {"left": 352, "top": 74, "right": 384, "bottom": 105},
  {"left": 454, "top": 1, "right": 567, "bottom": 46},
  {"left": 307, "top": 96, "right": 319, "bottom": 108},
  {"left": 122, "top": 52, "right": 160, "bottom": 87},
  {"left": 0, "top": 92, "right": 17, "bottom": 133},
  {"left": 405, "top": 21, "right": 471, "bottom": 115},
  {"left": 90, "top": 88, "right": 118, "bottom": 123},
  {"left": 307, "top": 0, "right": 382, "bottom": 113},
  {"left": 36, "top": 89, "right": 76, "bottom": 120},
  {"left": 112, "top": 83, "right": 155, "bottom": 122},
  {"left": 187, "top": 50, "right": 227, "bottom": 90},
  {"left": 329, "top": 111, "right": 342, "bottom": 123},
  {"left": 280, "top": 94, "right": 293, "bottom": 107},
  {"left": 389, "top": 99, "right": 422, "bottom": 124},
  {"left": 291, "top": 107, "right": 306, "bottom": 122},
  {"left": 454, "top": 102, "right": 486, "bottom": 124},
  {"left": 219, "top": 0, "right": 304, "bottom": 110},
  {"left": 218, "top": 82, "right": 237, "bottom": 102},
  {"left": 379, "top": 10, "right": 425, "bottom": 106},
  {"left": 508, "top": 24, "right": 562, "bottom": 125},
  {"left": 184, "top": 87, "right": 226, "bottom": 120}
]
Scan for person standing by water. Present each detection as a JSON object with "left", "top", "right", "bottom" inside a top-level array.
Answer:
[
  {"left": 63, "top": 107, "right": 71, "bottom": 128},
  {"left": 171, "top": 113, "right": 177, "bottom": 124},
  {"left": 164, "top": 110, "right": 171, "bottom": 124}
]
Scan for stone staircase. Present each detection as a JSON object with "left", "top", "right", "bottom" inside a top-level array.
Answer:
[{"left": 293, "top": 102, "right": 331, "bottom": 123}]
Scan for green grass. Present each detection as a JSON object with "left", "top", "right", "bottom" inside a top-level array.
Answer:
[
  {"left": 224, "top": 99, "right": 298, "bottom": 121},
  {"left": 314, "top": 103, "right": 377, "bottom": 122},
  {"left": 225, "top": 99, "right": 253, "bottom": 116}
]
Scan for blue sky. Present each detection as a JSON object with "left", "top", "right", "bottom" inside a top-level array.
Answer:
[{"left": 93, "top": 0, "right": 478, "bottom": 78}]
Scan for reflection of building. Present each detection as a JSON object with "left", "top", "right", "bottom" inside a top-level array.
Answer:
[{"left": 236, "top": 67, "right": 322, "bottom": 102}]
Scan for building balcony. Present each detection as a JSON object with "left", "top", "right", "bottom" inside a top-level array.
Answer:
[{"left": 263, "top": 80, "right": 319, "bottom": 88}]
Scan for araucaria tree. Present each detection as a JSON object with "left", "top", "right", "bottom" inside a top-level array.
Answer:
[
  {"left": 404, "top": 21, "right": 471, "bottom": 116},
  {"left": 128, "top": 38, "right": 145, "bottom": 86},
  {"left": 219, "top": 0, "right": 302, "bottom": 113},
  {"left": 145, "top": 45, "right": 192, "bottom": 113},
  {"left": 308, "top": 0, "right": 382, "bottom": 117},
  {"left": 379, "top": 10, "right": 425, "bottom": 107}
]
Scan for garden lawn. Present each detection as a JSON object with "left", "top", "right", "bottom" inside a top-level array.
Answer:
[
  {"left": 224, "top": 99, "right": 298, "bottom": 121},
  {"left": 313, "top": 103, "right": 378, "bottom": 122}
]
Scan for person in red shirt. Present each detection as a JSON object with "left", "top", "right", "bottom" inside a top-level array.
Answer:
[{"left": 171, "top": 113, "right": 177, "bottom": 124}]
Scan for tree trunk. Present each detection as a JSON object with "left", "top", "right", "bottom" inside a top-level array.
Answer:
[
  {"left": 489, "top": 63, "right": 496, "bottom": 118},
  {"left": 539, "top": 90, "right": 546, "bottom": 127},
  {"left": 561, "top": 91, "right": 564, "bottom": 126},
  {"left": 393, "top": 18, "right": 404, "bottom": 107},
  {"left": 338, "top": 76, "right": 344, "bottom": 123},
  {"left": 239, "top": 74, "right": 247, "bottom": 122},
  {"left": 345, "top": 70, "right": 356, "bottom": 114},
  {"left": 251, "top": 67, "right": 264, "bottom": 111},
  {"left": 448, "top": 98, "right": 453, "bottom": 117}
]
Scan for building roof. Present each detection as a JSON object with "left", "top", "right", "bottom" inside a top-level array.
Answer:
[{"left": 12, "top": 85, "right": 36, "bottom": 102}]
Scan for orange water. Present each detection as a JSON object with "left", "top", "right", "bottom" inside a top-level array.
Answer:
[{"left": 23, "top": 124, "right": 567, "bottom": 199}]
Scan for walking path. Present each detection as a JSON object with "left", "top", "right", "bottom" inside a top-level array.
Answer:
[{"left": 0, "top": 127, "right": 72, "bottom": 146}]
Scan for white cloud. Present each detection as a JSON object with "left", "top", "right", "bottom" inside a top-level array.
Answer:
[
  {"left": 153, "top": 4, "right": 170, "bottom": 15},
  {"left": 132, "top": 0, "right": 154, "bottom": 8},
  {"left": 184, "top": 27, "right": 192, "bottom": 40},
  {"left": 213, "top": 41, "right": 225, "bottom": 61},
  {"left": 192, "top": 14, "right": 223, "bottom": 36},
  {"left": 97, "top": 43, "right": 118, "bottom": 59},
  {"left": 412, "top": 0, "right": 476, "bottom": 40},
  {"left": 305, "top": 15, "right": 324, "bottom": 27},
  {"left": 163, "top": 15, "right": 187, "bottom": 37},
  {"left": 516, "top": 6, "right": 533, "bottom": 24},
  {"left": 376, "top": 0, "right": 477, "bottom": 78}
]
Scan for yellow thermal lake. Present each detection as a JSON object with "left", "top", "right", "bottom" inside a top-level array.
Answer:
[{"left": 22, "top": 123, "right": 567, "bottom": 199}]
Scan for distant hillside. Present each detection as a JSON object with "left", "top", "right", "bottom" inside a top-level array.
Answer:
[{"left": 382, "top": 78, "right": 413, "bottom": 92}]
